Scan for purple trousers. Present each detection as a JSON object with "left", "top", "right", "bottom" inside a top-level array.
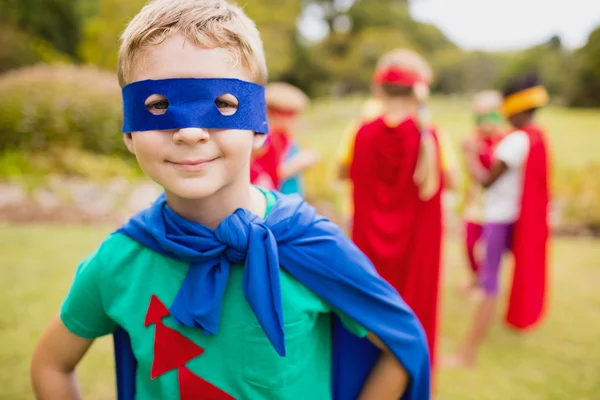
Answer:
[{"left": 480, "top": 222, "right": 514, "bottom": 296}]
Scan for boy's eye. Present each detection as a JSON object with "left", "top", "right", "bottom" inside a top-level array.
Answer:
[
  {"left": 215, "top": 93, "right": 238, "bottom": 116},
  {"left": 144, "top": 94, "right": 169, "bottom": 115}
]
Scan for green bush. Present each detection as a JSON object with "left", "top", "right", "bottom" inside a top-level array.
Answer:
[
  {"left": 0, "top": 147, "right": 142, "bottom": 185},
  {"left": 0, "top": 64, "right": 126, "bottom": 155}
]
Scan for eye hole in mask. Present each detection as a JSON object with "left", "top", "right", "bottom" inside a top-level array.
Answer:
[
  {"left": 214, "top": 93, "right": 238, "bottom": 116},
  {"left": 143, "top": 93, "right": 239, "bottom": 117},
  {"left": 123, "top": 78, "right": 268, "bottom": 134},
  {"left": 145, "top": 94, "right": 169, "bottom": 115}
]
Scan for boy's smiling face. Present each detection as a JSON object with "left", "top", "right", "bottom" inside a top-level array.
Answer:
[{"left": 124, "top": 33, "right": 266, "bottom": 201}]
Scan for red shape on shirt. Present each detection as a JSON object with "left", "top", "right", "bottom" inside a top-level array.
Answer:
[
  {"left": 145, "top": 295, "right": 204, "bottom": 379},
  {"left": 144, "top": 294, "right": 171, "bottom": 327},
  {"left": 151, "top": 322, "right": 205, "bottom": 379},
  {"left": 178, "top": 366, "right": 236, "bottom": 400}
]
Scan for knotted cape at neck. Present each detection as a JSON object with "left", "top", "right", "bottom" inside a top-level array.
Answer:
[{"left": 116, "top": 191, "right": 431, "bottom": 400}]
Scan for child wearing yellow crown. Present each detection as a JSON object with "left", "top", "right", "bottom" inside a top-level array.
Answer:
[{"left": 445, "top": 72, "right": 551, "bottom": 367}]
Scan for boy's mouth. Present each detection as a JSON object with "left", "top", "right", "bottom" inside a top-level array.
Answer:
[{"left": 167, "top": 157, "right": 218, "bottom": 172}]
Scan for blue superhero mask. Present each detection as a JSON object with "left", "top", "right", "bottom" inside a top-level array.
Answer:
[{"left": 121, "top": 78, "right": 269, "bottom": 134}]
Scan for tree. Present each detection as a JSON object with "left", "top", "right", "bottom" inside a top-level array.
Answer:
[
  {"left": 569, "top": 26, "right": 600, "bottom": 107},
  {"left": 78, "top": 0, "right": 302, "bottom": 79},
  {"left": 78, "top": 0, "right": 146, "bottom": 70},
  {"left": 494, "top": 40, "right": 575, "bottom": 102},
  {"left": 244, "top": 0, "right": 304, "bottom": 81},
  {"left": 0, "top": 0, "right": 82, "bottom": 57},
  {"left": 0, "top": 24, "right": 70, "bottom": 73},
  {"left": 299, "top": 0, "right": 455, "bottom": 95}
]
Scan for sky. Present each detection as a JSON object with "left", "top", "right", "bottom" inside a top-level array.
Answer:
[
  {"left": 298, "top": 0, "right": 600, "bottom": 51},
  {"left": 410, "top": 0, "right": 600, "bottom": 51}
]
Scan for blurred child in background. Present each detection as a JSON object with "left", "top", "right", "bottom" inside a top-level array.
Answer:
[
  {"left": 457, "top": 90, "right": 506, "bottom": 296},
  {"left": 337, "top": 48, "right": 451, "bottom": 373},
  {"left": 445, "top": 72, "right": 551, "bottom": 367},
  {"left": 250, "top": 82, "right": 318, "bottom": 194},
  {"left": 265, "top": 82, "right": 318, "bottom": 196}
]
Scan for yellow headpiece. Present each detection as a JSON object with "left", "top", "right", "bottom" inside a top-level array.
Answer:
[{"left": 502, "top": 86, "right": 549, "bottom": 117}]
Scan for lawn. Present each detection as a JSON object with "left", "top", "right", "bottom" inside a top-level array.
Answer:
[{"left": 1, "top": 224, "right": 599, "bottom": 399}]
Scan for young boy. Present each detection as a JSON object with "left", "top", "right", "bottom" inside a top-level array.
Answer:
[
  {"left": 336, "top": 48, "right": 446, "bottom": 371},
  {"left": 264, "top": 82, "right": 318, "bottom": 196},
  {"left": 445, "top": 72, "right": 550, "bottom": 367},
  {"left": 458, "top": 90, "right": 506, "bottom": 295},
  {"left": 30, "top": 1, "right": 430, "bottom": 399}
]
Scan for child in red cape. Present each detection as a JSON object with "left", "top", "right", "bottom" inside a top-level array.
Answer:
[
  {"left": 337, "top": 48, "right": 446, "bottom": 372},
  {"left": 250, "top": 82, "right": 318, "bottom": 192},
  {"left": 445, "top": 72, "right": 551, "bottom": 367},
  {"left": 457, "top": 90, "right": 506, "bottom": 296}
]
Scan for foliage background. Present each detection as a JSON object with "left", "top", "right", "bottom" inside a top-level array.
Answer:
[
  {"left": 2, "top": 0, "right": 600, "bottom": 102},
  {"left": 0, "top": 0, "right": 599, "bottom": 229}
]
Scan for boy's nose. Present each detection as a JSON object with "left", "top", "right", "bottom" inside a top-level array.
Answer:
[{"left": 173, "top": 127, "right": 210, "bottom": 145}]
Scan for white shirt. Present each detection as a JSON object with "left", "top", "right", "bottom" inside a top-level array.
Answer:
[{"left": 483, "top": 130, "right": 530, "bottom": 223}]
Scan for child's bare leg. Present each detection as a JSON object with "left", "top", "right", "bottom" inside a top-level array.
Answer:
[
  {"left": 459, "top": 294, "right": 497, "bottom": 363},
  {"left": 444, "top": 223, "right": 512, "bottom": 368}
]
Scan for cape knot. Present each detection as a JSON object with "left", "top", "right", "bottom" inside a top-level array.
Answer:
[{"left": 214, "top": 209, "right": 267, "bottom": 264}]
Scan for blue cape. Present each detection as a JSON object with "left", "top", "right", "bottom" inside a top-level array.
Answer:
[{"left": 113, "top": 191, "right": 430, "bottom": 399}]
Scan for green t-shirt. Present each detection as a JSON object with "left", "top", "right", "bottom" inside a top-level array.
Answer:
[{"left": 60, "top": 190, "right": 367, "bottom": 399}]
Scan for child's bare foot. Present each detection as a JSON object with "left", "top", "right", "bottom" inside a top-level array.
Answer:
[
  {"left": 469, "top": 286, "right": 485, "bottom": 303},
  {"left": 458, "top": 282, "right": 472, "bottom": 297},
  {"left": 440, "top": 352, "right": 476, "bottom": 369},
  {"left": 458, "top": 280, "right": 479, "bottom": 298}
]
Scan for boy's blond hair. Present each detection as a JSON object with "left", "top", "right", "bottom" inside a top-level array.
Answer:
[
  {"left": 472, "top": 90, "right": 502, "bottom": 115},
  {"left": 266, "top": 82, "right": 310, "bottom": 112},
  {"left": 118, "top": 0, "right": 267, "bottom": 87}
]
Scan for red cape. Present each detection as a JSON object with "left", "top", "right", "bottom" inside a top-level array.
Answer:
[
  {"left": 349, "top": 117, "right": 443, "bottom": 367},
  {"left": 476, "top": 130, "right": 503, "bottom": 169},
  {"left": 250, "top": 129, "right": 289, "bottom": 189},
  {"left": 506, "top": 124, "right": 550, "bottom": 329}
]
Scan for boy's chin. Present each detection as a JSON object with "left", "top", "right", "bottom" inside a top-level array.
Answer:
[{"left": 162, "top": 181, "right": 226, "bottom": 202}]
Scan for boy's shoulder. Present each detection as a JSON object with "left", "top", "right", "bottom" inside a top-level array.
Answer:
[{"left": 81, "top": 231, "right": 150, "bottom": 273}]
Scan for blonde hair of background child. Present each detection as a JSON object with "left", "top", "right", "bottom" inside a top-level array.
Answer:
[
  {"left": 375, "top": 48, "right": 439, "bottom": 200},
  {"left": 266, "top": 82, "right": 310, "bottom": 112},
  {"left": 117, "top": 0, "right": 268, "bottom": 87}
]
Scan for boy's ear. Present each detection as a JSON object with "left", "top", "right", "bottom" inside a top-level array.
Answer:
[
  {"left": 123, "top": 133, "right": 135, "bottom": 154},
  {"left": 252, "top": 133, "right": 268, "bottom": 150}
]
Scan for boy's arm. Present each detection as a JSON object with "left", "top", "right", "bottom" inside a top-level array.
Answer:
[
  {"left": 464, "top": 131, "right": 529, "bottom": 188},
  {"left": 278, "top": 149, "right": 320, "bottom": 180},
  {"left": 462, "top": 139, "right": 507, "bottom": 188},
  {"left": 31, "top": 315, "right": 94, "bottom": 400},
  {"left": 358, "top": 333, "right": 409, "bottom": 400},
  {"left": 437, "top": 128, "right": 461, "bottom": 191}
]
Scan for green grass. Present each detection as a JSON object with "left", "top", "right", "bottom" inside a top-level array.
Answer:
[{"left": 1, "top": 224, "right": 599, "bottom": 399}]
